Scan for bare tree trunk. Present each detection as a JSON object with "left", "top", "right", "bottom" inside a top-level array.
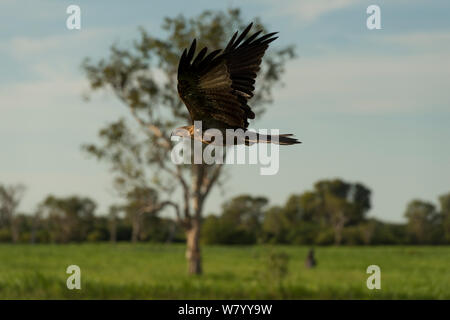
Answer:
[
  {"left": 184, "top": 163, "right": 206, "bottom": 275},
  {"left": 362, "top": 223, "right": 375, "bottom": 245},
  {"left": 108, "top": 206, "right": 120, "bottom": 243},
  {"left": 185, "top": 220, "right": 202, "bottom": 275},
  {"left": 0, "top": 184, "right": 25, "bottom": 244},
  {"left": 334, "top": 224, "right": 343, "bottom": 246},
  {"left": 11, "top": 218, "right": 19, "bottom": 243},
  {"left": 333, "top": 211, "right": 346, "bottom": 246},
  {"left": 30, "top": 226, "right": 37, "bottom": 244},
  {"left": 131, "top": 213, "right": 140, "bottom": 243},
  {"left": 166, "top": 221, "right": 176, "bottom": 244},
  {"left": 110, "top": 217, "right": 117, "bottom": 243}
]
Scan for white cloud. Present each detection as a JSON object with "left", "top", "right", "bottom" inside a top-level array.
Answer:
[
  {"left": 0, "top": 76, "right": 85, "bottom": 110},
  {"left": 3, "top": 28, "right": 117, "bottom": 59},
  {"left": 381, "top": 32, "right": 450, "bottom": 49},
  {"left": 0, "top": 0, "right": 61, "bottom": 21},
  {"left": 267, "top": 0, "right": 360, "bottom": 23},
  {"left": 0, "top": 44, "right": 127, "bottom": 214},
  {"left": 0, "top": 26, "right": 132, "bottom": 121},
  {"left": 273, "top": 52, "right": 450, "bottom": 114}
]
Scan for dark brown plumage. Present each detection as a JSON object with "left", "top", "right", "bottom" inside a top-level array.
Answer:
[{"left": 174, "top": 23, "right": 300, "bottom": 145}]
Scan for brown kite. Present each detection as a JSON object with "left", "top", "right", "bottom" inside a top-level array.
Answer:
[{"left": 172, "top": 23, "right": 300, "bottom": 146}]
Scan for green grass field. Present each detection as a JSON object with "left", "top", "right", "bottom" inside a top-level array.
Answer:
[{"left": 0, "top": 244, "right": 448, "bottom": 299}]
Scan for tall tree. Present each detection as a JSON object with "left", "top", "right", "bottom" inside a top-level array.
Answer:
[
  {"left": 283, "top": 191, "right": 320, "bottom": 224},
  {"left": 108, "top": 205, "right": 121, "bottom": 243},
  {"left": 82, "top": 8, "right": 295, "bottom": 274},
  {"left": 262, "top": 192, "right": 321, "bottom": 244},
  {"left": 0, "top": 183, "right": 26, "bottom": 243},
  {"left": 37, "top": 195, "right": 97, "bottom": 243},
  {"left": 221, "top": 194, "right": 268, "bottom": 242},
  {"left": 439, "top": 192, "right": 450, "bottom": 243},
  {"left": 30, "top": 209, "right": 42, "bottom": 244},
  {"left": 404, "top": 199, "right": 440, "bottom": 244},
  {"left": 314, "top": 179, "right": 371, "bottom": 245},
  {"left": 124, "top": 186, "right": 159, "bottom": 243}
]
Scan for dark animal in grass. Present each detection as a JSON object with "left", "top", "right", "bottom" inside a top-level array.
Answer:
[{"left": 305, "top": 248, "right": 317, "bottom": 269}]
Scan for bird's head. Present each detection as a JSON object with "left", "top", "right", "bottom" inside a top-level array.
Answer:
[{"left": 170, "top": 125, "right": 194, "bottom": 139}]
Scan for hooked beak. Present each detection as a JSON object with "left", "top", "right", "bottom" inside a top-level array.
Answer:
[{"left": 171, "top": 127, "right": 191, "bottom": 139}]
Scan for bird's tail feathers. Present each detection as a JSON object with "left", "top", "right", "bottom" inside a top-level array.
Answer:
[{"left": 245, "top": 133, "right": 301, "bottom": 145}]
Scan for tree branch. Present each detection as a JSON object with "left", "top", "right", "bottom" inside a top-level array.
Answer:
[
  {"left": 201, "top": 163, "right": 223, "bottom": 201},
  {"left": 129, "top": 107, "right": 172, "bottom": 149}
]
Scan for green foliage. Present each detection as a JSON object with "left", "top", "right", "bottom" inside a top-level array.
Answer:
[
  {"left": 0, "top": 228, "right": 11, "bottom": 242},
  {"left": 263, "top": 249, "right": 290, "bottom": 298},
  {"left": 37, "top": 195, "right": 97, "bottom": 243},
  {"left": 86, "top": 230, "right": 107, "bottom": 242},
  {"left": 404, "top": 199, "right": 442, "bottom": 244},
  {"left": 1, "top": 174, "right": 448, "bottom": 247},
  {"left": 439, "top": 192, "right": 450, "bottom": 243},
  {"left": 200, "top": 180, "right": 450, "bottom": 246},
  {"left": 202, "top": 215, "right": 255, "bottom": 245},
  {"left": 287, "top": 223, "right": 322, "bottom": 245},
  {"left": 265, "top": 250, "right": 289, "bottom": 280},
  {"left": 202, "top": 195, "right": 268, "bottom": 245},
  {"left": 341, "top": 226, "right": 365, "bottom": 245},
  {"left": 314, "top": 179, "right": 371, "bottom": 225},
  {"left": 1, "top": 184, "right": 448, "bottom": 246},
  {"left": 315, "top": 228, "right": 335, "bottom": 245},
  {"left": 115, "top": 224, "right": 132, "bottom": 241}
]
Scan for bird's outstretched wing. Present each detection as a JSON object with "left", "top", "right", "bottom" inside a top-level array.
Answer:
[{"left": 177, "top": 23, "right": 277, "bottom": 129}]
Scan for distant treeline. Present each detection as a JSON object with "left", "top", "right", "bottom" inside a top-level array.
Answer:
[{"left": 0, "top": 179, "right": 449, "bottom": 245}]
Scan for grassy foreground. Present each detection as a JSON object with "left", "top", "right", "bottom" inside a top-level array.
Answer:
[{"left": 0, "top": 243, "right": 448, "bottom": 299}]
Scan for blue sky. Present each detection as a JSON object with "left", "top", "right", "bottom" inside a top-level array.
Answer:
[{"left": 1, "top": 0, "right": 449, "bottom": 222}]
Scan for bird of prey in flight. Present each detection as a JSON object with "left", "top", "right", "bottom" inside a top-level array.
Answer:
[{"left": 173, "top": 23, "right": 300, "bottom": 146}]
